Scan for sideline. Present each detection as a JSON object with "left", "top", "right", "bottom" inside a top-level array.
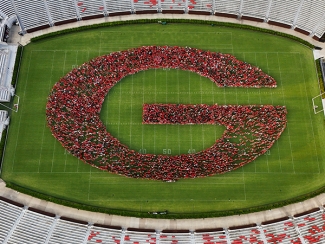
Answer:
[{"left": 2, "top": 13, "right": 325, "bottom": 230}]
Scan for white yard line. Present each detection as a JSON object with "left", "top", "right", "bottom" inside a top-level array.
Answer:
[
  {"left": 299, "top": 54, "right": 321, "bottom": 174},
  {"left": 277, "top": 52, "right": 295, "bottom": 174}
]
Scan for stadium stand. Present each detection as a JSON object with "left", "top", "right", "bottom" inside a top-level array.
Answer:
[
  {"left": 187, "top": 0, "right": 213, "bottom": 15},
  {"left": 0, "top": 44, "right": 16, "bottom": 103},
  {"left": 87, "top": 225, "right": 123, "bottom": 243},
  {"left": 294, "top": 208, "right": 325, "bottom": 244},
  {"left": 241, "top": 0, "right": 269, "bottom": 21},
  {"left": 0, "top": 0, "right": 15, "bottom": 20},
  {"left": 76, "top": 0, "right": 106, "bottom": 19},
  {"left": 194, "top": 228, "right": 228, "bottom": 244},
  {"left": 214, "top": 0, "right": 241, "bottom": 16},
  {"left": 47, "top": 0, "right": 78, "bottom": 25},
  {"left": 228, "top": 224, "right": 265, "bottom": 244},
  {"left": 1, "top": 195, "right": 325, "bottom": 243},
  {"left": 13, "top": 0, "right": 50, "bottom": 33},
  {"left": 0, "top": 1, "right": 323, "bottom": 39},
  {"left": 133, "top": 0, "right": 158, "bottom": 13},
  {"left": 106, "top": 0, "right": 132, "bottom": 16},
  {"left": 48, "top": 217, "right": 90, "bottom": 244},
  {"left": 262, "top": 217, "right": 302, "bottom": 243},
  {"left": 295, "top": 0, "right": 325, "bottom": 36},
  {"left": 267, "top": 0, "right": 301, "bottom": 28},
  {"left": 161, "top": 0, "right": 186, "bottom": 13}
]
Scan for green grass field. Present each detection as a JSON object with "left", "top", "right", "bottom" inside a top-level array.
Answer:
[{"left": 1, "top": 23, "right": 325, "bottom": 215}]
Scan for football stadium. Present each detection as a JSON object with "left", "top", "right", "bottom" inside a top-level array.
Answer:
[{"left": 1, "top": 0, "right": 325, "bottom": 243}]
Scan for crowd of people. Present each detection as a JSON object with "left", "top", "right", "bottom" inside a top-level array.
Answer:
[{"left": 46, "top": 46, "right": 283, "bottom": 181}]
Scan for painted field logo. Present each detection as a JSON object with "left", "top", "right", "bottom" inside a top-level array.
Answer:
[{"left": 46, "top": 46, "right": 287, "bottom": 181}]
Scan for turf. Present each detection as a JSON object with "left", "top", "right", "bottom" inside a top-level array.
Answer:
[{"left": 1, "top": 23, "right": 325, "bottom": 214}]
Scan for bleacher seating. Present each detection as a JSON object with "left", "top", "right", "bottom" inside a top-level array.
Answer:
[
  {"left": 188, "top": 0, "right": 213, "bottom": 13},
  {"left": 0, "top": 0, "right": 15, "bottom": 19},
  {"left": 294, "top": 209, "right": 325, "bottom": 243},
  {"left": 0, "top": 1, "right": 323, "bottom": 38},
  {"left": 228, "top": 225, "right": 265, "bottom": 244},
  {"left": 47, "top": 217, "right": 89, "bottom": 244},
  {"left": 161, "top": 0, "right": 186, "bottom": 12},
  {"left": 47, "top": 0, "right": 78, "bottom": 24},
  {"left": 76, "top": 0, "right": 106, "bottom": 18},
  {"left": 0, "top": 45, "right": 16, "bottom": 102},
  {"left": 268, "top": 0, "right": 301, "bottom": 26},
  {"left": 133, "top": 0, "right": 159, "bottom": 12},
  {"left": 241, "top": 0, "right": 269, "bottom": 20},
  {"left": 0, "top": 49, "right": 8, "bottom": 85},
  {"left": 106, "top": 0, "right": 132, "bottom": 15},
  {"left": 295, "top": 0, "right": 325, "bottom": 35},
  {"left": 194, "top": 229, "right": 228, "bottom": 244},
  {"left": 159, "top": 230, "right": 192, "bottom": 243},
  {"left": 2, "top": 195, "right": 325, "bottom": 244},
  {"left": 87, "top": 225, "right": 123, "bottom": 243},
  {"left": 0, "top": 199, "right": 23, "bottom": 243},
  {"left": 8, "top": 209, "right": 55, "bottom": 244},
  {"left": 262, "top": 218, "right": 301, "bottom": 243},
  {"left": 13, "top": 0, "right": 49, "bottom": 32},
  {"left": 214, "top": 0, "right": 241, "bottom": 15},
  {"left": 123, "top": 229, "right": 157, "bottom": 243}
]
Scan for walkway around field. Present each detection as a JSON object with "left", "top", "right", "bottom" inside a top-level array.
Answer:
[{"left": 2, "top": 13, "right": 325, "bottom": 231}]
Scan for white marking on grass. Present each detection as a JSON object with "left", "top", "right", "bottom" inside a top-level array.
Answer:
[
  {"left": 118, "top": 78, "right": 122, "bottom": 138},
  {"left": 177, "top": 69, "right": 181, "bottom": 154},
  {"left": 243, "top": 171, "right": 247, "bottom": 201},
  {"left": 129, "top": 74, "right": 134, "bottom": 146},
  {"left": 165, "top": 68, "right": 168, "bottom": 150},
  {"left": 141, "top": 72, "right": 144, "bottom": 152},
  {"left": 277, "top": 52, "right": 295, "bottom": 174},
  {"left": 11, "top": 52, "right": 35, "bottom": 171},
  {"left": 38, "top": 51, "right": 56, "bottom": 172},
  {"left": 50, "top": 142, "right": 56, "bottom": 173},
  {"left": 88, "top": 168, "right": 92, "bottom": 201}
]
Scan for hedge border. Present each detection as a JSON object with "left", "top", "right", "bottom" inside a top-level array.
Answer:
[
  {"left": 316, "top": 58, "right": 325, "bottom": 99},
  {"left": 6, "top": 19, "right": 322, "bottom": 219}
]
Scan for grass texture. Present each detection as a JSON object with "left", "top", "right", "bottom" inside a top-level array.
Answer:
[{"left": 1, "top": 23, "right": 324, "bottom": 215}]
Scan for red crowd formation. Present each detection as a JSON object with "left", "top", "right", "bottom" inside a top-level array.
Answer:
[{"left": 46, "top": 46, "right": 282, "bottom": 181}]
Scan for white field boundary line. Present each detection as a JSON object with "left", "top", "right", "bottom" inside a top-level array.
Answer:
[
  {"left": 271, "top": 61, "right": 283, "bottom": 173},
  {"left": 88, "top": 167, "right": 92, "bottom": 201},
  {"left": 264, "top": 52, "right": 270, "bottom": 173},
  {"left": 11, "top": 51, "right": 33, "bottom": 171},
  {"left": 277, "top": 54, "right": 300, "bottom": 173},
  {"left": 129, "top": 72, "right": 134, "bottom": 146},
  {"left": 311, "top": 93, "right": 325, "bottom": 114},
  {"left": 165, "top": 70, "right": 168, "bottom": 150},
  {"left": 51, "top": 50, "right": 68, "bottom": 172}
]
